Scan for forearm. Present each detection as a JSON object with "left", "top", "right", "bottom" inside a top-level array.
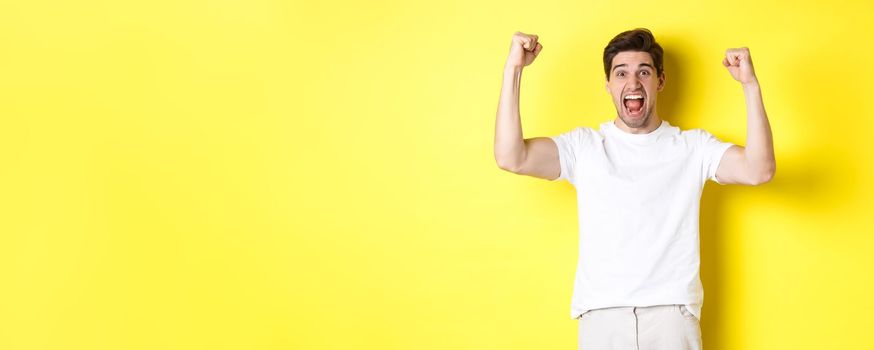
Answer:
[
  {"left": 742, "top": 81, "right": 776, "bottom": 181},
  {"left": 494, "top": 65, "right": 527, "bottom": 170}
]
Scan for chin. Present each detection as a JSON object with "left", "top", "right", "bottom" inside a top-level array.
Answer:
[{"left": 620, "top": 114, "right": 649, "bottom": 129}]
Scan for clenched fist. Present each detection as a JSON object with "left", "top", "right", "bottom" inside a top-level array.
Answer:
[
  {"left": 723, "top": 47, "right": 758, "bottom": 85},
  {"left": 506, "top": 31, "right": 543, "bottom": 69}
]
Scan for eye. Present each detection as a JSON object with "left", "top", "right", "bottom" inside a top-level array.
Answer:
[
  {"left": 640, "top": 70, "right": 650, "bottom": 76},
  {"left": 616, "top": 72, "right": 625, "bottom": 77}
]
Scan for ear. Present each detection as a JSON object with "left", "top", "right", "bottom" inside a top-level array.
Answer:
[
  {"left": 605, "top": 78, "right": 610, "bottom": 93},
  {"left": 657, "top": 71, "right": 666, "bottom": 92}
]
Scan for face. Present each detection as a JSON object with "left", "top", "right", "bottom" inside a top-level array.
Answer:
[{"left": 606, "top": 51, "right": 665, "bottom": 130}]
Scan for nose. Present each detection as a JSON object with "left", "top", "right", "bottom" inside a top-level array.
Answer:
[{"left": 627, "top": 75, "right": 642, "bottom": 88}]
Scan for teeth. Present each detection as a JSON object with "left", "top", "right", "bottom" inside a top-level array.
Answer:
[{"left": 624, "top": 95, "right": 644, "bottom": 100}]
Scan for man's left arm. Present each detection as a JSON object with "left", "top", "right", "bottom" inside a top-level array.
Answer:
[{"left": 714, "top": 47, "right": 776, "bottom": 186}]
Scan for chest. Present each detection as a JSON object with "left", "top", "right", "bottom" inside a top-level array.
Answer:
[{"left": 575, "top": 138, "right": 701, "bottom": 196}]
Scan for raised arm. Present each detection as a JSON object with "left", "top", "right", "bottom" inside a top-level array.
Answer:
[
  {"left": 493, "top": 32, "right": 561, "bottom": 180},
  {"left": 714, "top": 47, "right": 776, "bottom": 185}
]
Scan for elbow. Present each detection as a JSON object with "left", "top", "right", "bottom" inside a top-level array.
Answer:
[
  {"left": 749, "top": 173, "right": 773, "bottom": 186},
  {"left": 495, "top": 157, "right": 521, "bottom": 173},
  {"left": 748, "top": 164, "right": 776, "bottom": 186},
  {"left": 494, "top": 147, "right": 525, "bottom": 173}
]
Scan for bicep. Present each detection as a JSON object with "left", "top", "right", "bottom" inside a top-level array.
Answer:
[
  {"left": 514, "top": 137, "right": 561, "bottom": 180},
  {"left": 714, "top": 145, "right": 754, "bottom": 185}
]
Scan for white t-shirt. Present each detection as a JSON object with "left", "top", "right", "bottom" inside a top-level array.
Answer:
[{"left": 550, "top": 119, "right": 734, "bottom": 322}]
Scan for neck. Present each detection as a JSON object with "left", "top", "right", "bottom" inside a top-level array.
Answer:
[{"left": 614, "top": 114, "right": 663, "bottom": 134}]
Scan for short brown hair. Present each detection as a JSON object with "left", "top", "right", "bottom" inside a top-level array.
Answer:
[{"left": 603, "top": 28, "right": 664, "bottom": 80}]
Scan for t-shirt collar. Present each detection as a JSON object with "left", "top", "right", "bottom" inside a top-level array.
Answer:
[{"left": 603, "top": 119, "right": 671, "bottom": 144}]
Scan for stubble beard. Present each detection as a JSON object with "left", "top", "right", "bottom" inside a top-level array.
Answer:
[{"left": 617, "top": 105, "right": 651, "bottom": 129}]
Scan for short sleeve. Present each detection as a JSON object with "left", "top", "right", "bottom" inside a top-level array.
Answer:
[
  {"left": 698, "top": 129, "right": 735, "bottom": 185},
  {"left": 549, "top": 127, "right": 588, "bottom": 184}
]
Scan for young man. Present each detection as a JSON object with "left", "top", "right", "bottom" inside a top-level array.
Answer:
[{"left": 493, "top": 28, "right": 775, "bottom": 349}]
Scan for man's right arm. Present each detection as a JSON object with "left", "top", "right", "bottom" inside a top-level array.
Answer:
[{"left": 493, "top": 32, "right": 561, "bottom": 181}]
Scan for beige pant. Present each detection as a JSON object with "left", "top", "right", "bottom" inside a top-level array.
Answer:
[{"left": 577, "top": 304, "right": 702, "bottom": 350}]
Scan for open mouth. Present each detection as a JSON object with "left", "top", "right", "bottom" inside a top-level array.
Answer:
[{"left": 623, "top": 93, "right": 645, "bottom": 117}]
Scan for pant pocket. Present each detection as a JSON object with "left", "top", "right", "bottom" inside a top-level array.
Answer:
[{"left": 678, "top": 304, "right": 699, "bottom": 322}]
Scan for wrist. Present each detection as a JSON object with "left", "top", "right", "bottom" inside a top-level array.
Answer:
[
  {"left": 504, "top": 64, "right": 524, "bottom": 74},
  {"left": 741, "top": 79, "right": 760, "bottom": 90}
]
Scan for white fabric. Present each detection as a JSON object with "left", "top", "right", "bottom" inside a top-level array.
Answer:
[
  {"left": 578, "top": 304, "right": 702, "bottom": 350},
  {"left": 550, "top": 119, "right": 734, "bottom": 322}
]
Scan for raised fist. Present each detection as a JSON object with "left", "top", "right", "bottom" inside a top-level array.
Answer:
[
  {"left": 506, "top": 31, "right": 543, "bottom": 69},
  {"left": 723, "top": 47, "right": 758, "bottom": 85}
]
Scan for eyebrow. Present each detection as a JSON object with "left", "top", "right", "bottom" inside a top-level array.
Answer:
[{"left": 612, "top": 63, "right": 655, "bottom": 73}]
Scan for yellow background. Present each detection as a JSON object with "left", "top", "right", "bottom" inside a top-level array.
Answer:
[{"left": 1, "top": 0, "right": 872, "bottom": 349}]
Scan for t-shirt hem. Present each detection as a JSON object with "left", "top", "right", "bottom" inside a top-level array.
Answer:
[
  {"left": 711, "top": 142, "right": 736, "bottom": 185},
  {"left": 570, "top": 299, "right": 702, "bottom": 320},
  {"left": 549, "top": 135, "right": 566, "bottom": 182}
]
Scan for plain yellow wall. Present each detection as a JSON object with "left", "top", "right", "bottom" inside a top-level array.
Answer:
[{"left": 1, "top": 0, "right": 872, "bottom": 349}]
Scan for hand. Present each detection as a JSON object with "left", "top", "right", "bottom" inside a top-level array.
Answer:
[
  {"left": 505, "top": 31, "right": 543, "bottom": 69},
  {"left": 723, "top": 47, "right": 758, "bottom": 85}
]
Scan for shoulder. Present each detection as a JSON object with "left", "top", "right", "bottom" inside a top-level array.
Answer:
[
  {"left": 679, "top": 128, "right": 710, "bottom": 139},
  {"left": 679, "top": 128, "right": 722, "bottom": 145},
  {"left": 567, "top": 126, "right": 597, "bottom": 136},
  {"left": 551, "top": 126, "right": 597, "bottom": 143}
]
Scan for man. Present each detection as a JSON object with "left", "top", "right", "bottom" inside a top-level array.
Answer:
[{"left": 493, "top": 28, "right": 775, "bottom": 349}]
